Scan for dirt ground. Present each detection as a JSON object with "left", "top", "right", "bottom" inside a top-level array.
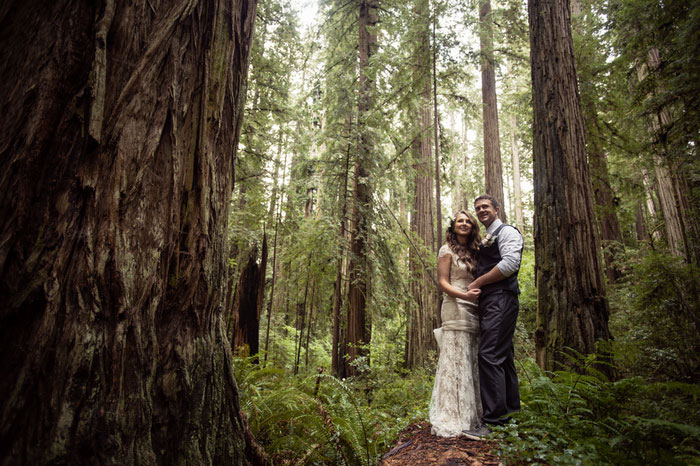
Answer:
[{"left": 380, "top": 422, "right": 503, "bottom": 466}]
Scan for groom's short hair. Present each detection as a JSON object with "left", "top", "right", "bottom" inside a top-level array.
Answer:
[{"left": 474, "top": 194, "right": 499, "bottom": 209}]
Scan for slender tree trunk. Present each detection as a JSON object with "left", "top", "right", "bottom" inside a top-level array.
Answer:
[
  {"left": 263, "top": 136, "right": 287, "bottom": 365},
  {"left": 332, "top": 119, "right": 352, "bottom": 378},
  {"left": 0, "top": 1, "right": 264, "bottom": 465},
  {"left": 263, "top": 218, "right": 279, "bottom": 365},
  {"left": 479, "top": 0, "right": 506, "bottom": 220},
  {"left": 634, "top": 202, "right": 650, "bottom": 242},
  {"left": 293, "top": 301, "right": 304, "bottom": 375},
  {"left": 294, "top": 257, "right": 312, "bottom": 375},
  {"left": 529, "top": 0, "right": 614, "bottom": 377},
  {"left": 304, "top": 281, "right": 317, "bottom": 369},
  {"left": 432, "top": 3, "right": 443, "bottom": 248},
  {"left": 345, "top": 0, "right": 378, "bottom": 377},
  {"left": 509, "top": 114, "right": 524, "bottom": 231}
]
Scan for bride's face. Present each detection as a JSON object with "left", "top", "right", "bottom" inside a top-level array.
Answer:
[{"left": 454, "top": 214, "right": 472, "bottom": 237}]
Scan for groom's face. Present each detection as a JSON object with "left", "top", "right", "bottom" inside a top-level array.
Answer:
[{"left": 475, "top": 199, "right": 498, "bottom": 227}]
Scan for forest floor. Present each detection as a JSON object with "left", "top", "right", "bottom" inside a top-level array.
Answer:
[{"left": 380, "top": 421, "right": 504, "bottom": 466}]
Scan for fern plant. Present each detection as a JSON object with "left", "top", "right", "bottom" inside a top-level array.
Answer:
[
  {"left": 234, "top": 355, "right": 431, "bottom": 465},
  {"left": 494, "top": 357, "right": 700, "bottom": 465}
]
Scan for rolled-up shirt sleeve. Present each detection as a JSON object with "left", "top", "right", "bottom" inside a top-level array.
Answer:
[{"left": 496, "top": 226, "right": 523, "bottom": 277}]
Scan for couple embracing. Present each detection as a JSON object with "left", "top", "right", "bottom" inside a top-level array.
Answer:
[{"left": 429, "top": 195, "right": 523, "bottom": 440}]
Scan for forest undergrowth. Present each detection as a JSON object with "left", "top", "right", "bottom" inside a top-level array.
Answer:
[{"left": 235, "top": 247, "right": 700, "bottom": 465}]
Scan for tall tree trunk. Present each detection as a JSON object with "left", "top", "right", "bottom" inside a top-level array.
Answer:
[
  {"left": 263, "top": 217, "right": 279, "bottom": 365},
  {"left": 479, "top": 0, "right": 506, "bottom": 220},
  {"left": 304, "top": 281, "right": 317, "bottom": 369},
  {"left": 509, "top": 114, "right": 524, "bottom": 231},
  {"left": 529, "top": 0, "right": 614, "bottom": 377},
  {"left": 294, "top": 257, "right": 312, "bottom": 375},
  {"left": 263, "top": 135, "right": 286, "bottom": 365},
  {"left": 636, "top": 48, "right": 688, "bottom": 260},
  {"left": 405, "top": 0, "right": 438, "bottom": 370},
  {"left": 641, "top": 169, "right": 663, "bottom": 241},
  {"left": 0, "top": 1, "right": 263, "bottom": 465},
  {"left": 345, "top": 0, "right": 378, "bottom": 377},
  {"left": 332, "top": 118, "right": 352, "bottom": 378},
  {"left": 432, "top": 3, "right": 443, "bottom": 248},
  {"left": 635, "top": 202, "right": 651, "bottom": 242}
]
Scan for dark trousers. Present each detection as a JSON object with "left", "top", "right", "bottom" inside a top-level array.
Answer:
[{"left": 478, "top": 291, "right": 520, "bottom": 425}]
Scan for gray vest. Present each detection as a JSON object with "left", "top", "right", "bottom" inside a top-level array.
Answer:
[{"left": 476, "top": 223, "right": 522, "bottom": 295}]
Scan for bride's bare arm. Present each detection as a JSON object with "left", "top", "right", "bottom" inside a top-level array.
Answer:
[{"left": 437, "top": 254, "right": 481, "bottom": 303}]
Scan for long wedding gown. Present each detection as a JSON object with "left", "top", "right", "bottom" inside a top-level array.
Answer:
[{"left": 429, "top": 244, "right": 482, "bottom": 437}]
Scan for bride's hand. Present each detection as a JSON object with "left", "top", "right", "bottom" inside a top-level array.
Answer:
[{"left": 465, "top": 288, "right": 481, "bottom": 303}]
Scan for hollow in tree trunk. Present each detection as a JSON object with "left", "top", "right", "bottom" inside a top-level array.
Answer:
[{"left": 232, "top": 237, "right": 267, "bottom": 359}]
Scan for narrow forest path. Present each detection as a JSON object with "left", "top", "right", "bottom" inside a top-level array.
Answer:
[{"left": 380, "top": 422, "right": 503, "bottom": 466}]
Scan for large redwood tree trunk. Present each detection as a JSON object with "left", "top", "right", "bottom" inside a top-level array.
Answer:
[
  {"left": 528, "top": 0, "right": 614, "bottom": 376},
  {"left": 344, "top": 0, "right": 378, "bottom": 377},
  {"left": 405, "top": 0, "right": 438, "bottom": 370},
  {"left": 0, "top": 1, "right": 261, "bottom": 465}
]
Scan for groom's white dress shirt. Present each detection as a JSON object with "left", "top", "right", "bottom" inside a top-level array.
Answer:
[{"left": 485, "top": 219, "right": 523, "bottom": 277}]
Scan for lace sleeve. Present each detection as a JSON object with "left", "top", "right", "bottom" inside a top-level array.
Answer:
[{"left": 438, "top": 244, "right": 452, "bottom": 259}]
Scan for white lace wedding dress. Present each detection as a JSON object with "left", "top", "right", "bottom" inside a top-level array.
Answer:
[{"left": 429, "top": 244, "right": 482, "bottom": 437}]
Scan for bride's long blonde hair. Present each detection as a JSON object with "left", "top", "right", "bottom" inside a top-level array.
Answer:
[{"left": 445, "top": 210, "right": 481, "bottom": 274}]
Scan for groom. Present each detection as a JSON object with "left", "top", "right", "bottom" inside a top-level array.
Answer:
[{"left": 464, "top": 195, "right": 523, "bottom": 440}]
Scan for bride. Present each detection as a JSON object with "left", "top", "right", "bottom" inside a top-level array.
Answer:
[{"left": 429, "top": 210, "right": 483, "bottom": 437}]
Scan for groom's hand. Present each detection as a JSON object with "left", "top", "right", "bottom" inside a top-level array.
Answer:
[{"left": 465, "top": 288, "right": 481, "bottom": 303}]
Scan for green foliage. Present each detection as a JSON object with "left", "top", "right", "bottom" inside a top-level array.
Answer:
[
  {"left": 609, "top": 247, "right": 700, "bottom": 382},
  {"left": 514, "top": 248, "right": 536, "bottom": 359},
  {"left": 494, "top": 358, "right": 700, "bottom": 466},
  {"left": 235, "top": 356, "right": 431, "bottom": 466}
]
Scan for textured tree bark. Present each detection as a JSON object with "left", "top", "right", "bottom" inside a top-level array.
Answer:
[
  {"left": 636, "top": 48, "right": 691, "bottom": 261},
  {"left": 0, "top": 1, "right": 262, "bottom": 464},
  {"left": 405, "top": 0, "right": 438, "bottom": 370},
  {"left": 528, "top": 0, "right": 614, "bottom": 376},
  {"left": 345, "top": 0, "right": 378, "bottom": 377},
  {"left": 479, "top": 0, "right": 506, "bottom": 221}
]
